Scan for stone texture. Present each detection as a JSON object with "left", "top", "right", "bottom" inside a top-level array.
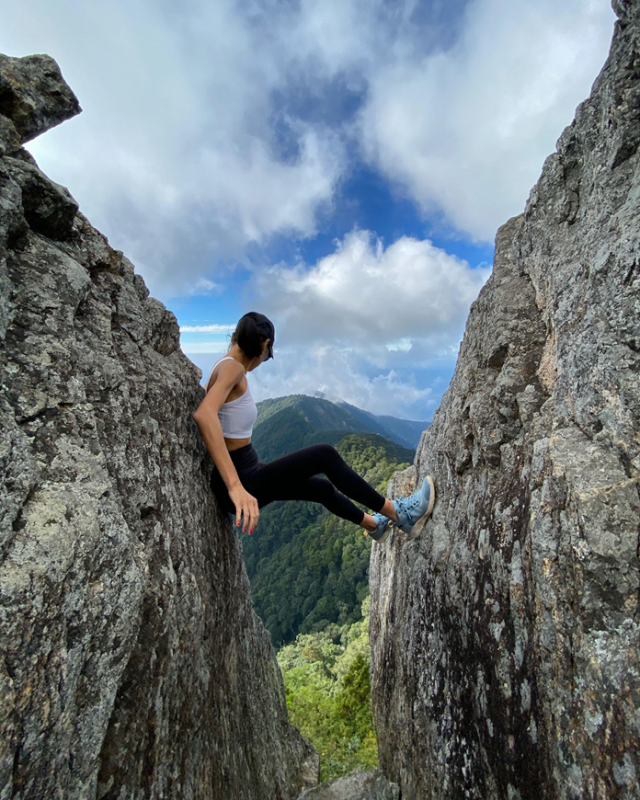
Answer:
[
  {"left": 0, "top": 54, "right": 318, "bottom": 799},
  {"left": 297, "top": 769, "right": 399, "bottom": 800},
  {"left": 370, "top": 3, "right": 640, "bottom": 799},
  {"left": 5, "top": 156, "right": 79, "bottom": 240},
  {"left": 0, "top": 54, "right": 81, "bottom": 144}
]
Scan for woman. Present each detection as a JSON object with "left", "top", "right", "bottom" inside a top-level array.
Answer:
[{"left": 193, "top": 311, "right": 435, "bottom": 541}]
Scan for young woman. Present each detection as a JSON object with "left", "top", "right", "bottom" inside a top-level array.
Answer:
[{"left": 193, "top": 311, "right": 435, "bottom": 541}]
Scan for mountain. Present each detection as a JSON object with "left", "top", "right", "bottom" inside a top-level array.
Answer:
[
  {"left": 253, "top": 394, "right": 426, "bottom": 462},
  {"left": 335, "top": 400, "right": 428, "bottom": 450}
]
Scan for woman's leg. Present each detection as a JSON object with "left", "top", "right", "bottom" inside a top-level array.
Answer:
[
  {"left": 247, "top": 444, "right": 388, "bottom": 514},
  {"left": 212, "top": 443, "right": 400, "bottom": 530},
  {"left": 250, "top": 474, "right": 367, "bottom": 525}
]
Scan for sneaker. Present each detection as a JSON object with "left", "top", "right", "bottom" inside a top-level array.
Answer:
[
  {"left": 366, "top": 513, "right": 394, "bottom": 543},
  {"left": 392, "top": 476, "right": 436, "bottom": 539}
]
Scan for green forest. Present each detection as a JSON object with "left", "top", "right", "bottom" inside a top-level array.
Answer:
[
  {"left": 239, "top": 396, "right": 417, "bottom": 778},
  {"left": 277, "top": 597, "right": 378, "bottom": 781},
  {"left": 242, "top": 431, "right": 413, "bottom": 645}
]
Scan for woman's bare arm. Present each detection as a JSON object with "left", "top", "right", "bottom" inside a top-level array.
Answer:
[{"left": 193, "top": 363, "right": 260, "bottom": 533}]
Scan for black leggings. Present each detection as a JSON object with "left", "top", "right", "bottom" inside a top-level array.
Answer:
[{"left": 209, "top": 443, "right": 387, "bottom": 525}]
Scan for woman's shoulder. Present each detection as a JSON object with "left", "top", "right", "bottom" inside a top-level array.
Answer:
[{"left": 206, "top": 357, "right": 245, "bottom": 394}]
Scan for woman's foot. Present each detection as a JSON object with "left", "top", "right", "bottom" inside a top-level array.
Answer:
[
  {"left": 363, "top": 512, "right": 394, "bottom": 543},
  {"left": 392, "top": 476, "right": 436, "bottom": 538},
  {"left": 379, "top": 497, "right": 398, "bottom": 522}
]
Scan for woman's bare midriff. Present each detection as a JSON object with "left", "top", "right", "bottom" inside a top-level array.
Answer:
[{"left": 225, "top": 437, "right": 251, "bottom": 452}]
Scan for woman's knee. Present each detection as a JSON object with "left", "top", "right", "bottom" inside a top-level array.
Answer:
[
  {"left": 312, "top": 443, "right": 340, "bottom": 464},
  {"left": 311, "top": 476, "right": 338, "bottom": 502}
]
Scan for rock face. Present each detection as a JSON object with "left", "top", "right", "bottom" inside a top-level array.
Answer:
[
  {"left": 297, "top": 769, "right": 399, "bottom": 800},
  {"left": 0, "top": 54, "right": 318, "bottom": 799},
  {"left": 370, "top": 4, "right": 640, "bottom": 800}
]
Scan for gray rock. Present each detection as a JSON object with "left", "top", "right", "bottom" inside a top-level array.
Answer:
[
  {"left": 5, "top": 157, "right": 79, "bottom": 240},
  {"left": 298, "top": 769, "right": 399, "bottom": 800},
  {"left": 0, "top": 55, "right": 318, "bottom": 799},
  {"left": 370, "top": 3, "right": 640, "bottom": 799},
  {"left": 0, "top": 54, "right": 81, "bottom": 143},
  {"left": 0, "top": 115, "right": 20, "bottom": 157}
]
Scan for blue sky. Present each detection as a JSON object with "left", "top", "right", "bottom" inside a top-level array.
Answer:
[{"left": 2, "top": 0, "right": 616, "bottom": 420}]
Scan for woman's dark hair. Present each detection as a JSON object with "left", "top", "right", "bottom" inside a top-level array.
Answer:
[{"left": 232, "top": 312, "right": 275, "bottom": 359}]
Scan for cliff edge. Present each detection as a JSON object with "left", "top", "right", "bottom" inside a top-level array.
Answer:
[
  {"left": 0, "top": 54, "right": 318, "bottom": 799},
  {"left": 370, "top": 3, "right": 639, "bottom": 799}
]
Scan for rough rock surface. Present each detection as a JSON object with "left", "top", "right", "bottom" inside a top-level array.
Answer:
[
  {"left": 0, "top": 54, "right": 318, "bottom": 799},
  {"left": 370, "top": 3, "right": 640, "bottom": 799},
  {"left": 297, "top": 769, "right": 399, "bottom": 800}
]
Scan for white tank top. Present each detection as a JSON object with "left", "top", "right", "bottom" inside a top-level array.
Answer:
[{"left": 209, "top": 357, "right": 258, "bottom": 439}]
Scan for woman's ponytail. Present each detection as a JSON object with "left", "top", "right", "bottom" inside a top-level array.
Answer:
[{"left": 233, "top": 312, "right": 274, "bottom": 359}]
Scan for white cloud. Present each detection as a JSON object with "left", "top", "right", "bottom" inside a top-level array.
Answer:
[
  {"left": 358, "top": 0, "right": 615, "bottom": 240},
  {"left": 184, "top": 228, "right": 483, "bottom": 418},
  {"left": 250, "top": 345, "right": 437, "bottom": 419},
  {"left": 253, "top": 228, "right": 490, "bottom": 349},
  {"left": 238, "top": 228, "right": 487, "bottom": 418},
  {"left": 2, "top": 0, "right": 615, "bottom": 305},
  {"left": 2, "top": 0, "right": 615, "bottom": 302},
  {"left": 189, "top": 278, "right": 223, "bottom": 296},
  {"left": 180, "top": 324, "right": 235, "bottom": 334},
  {"left": 3, "top": 0, "right": 346, "bottom": 297},
  {"left": 180, "top": 341, "right": 229, "bottom": 354}
]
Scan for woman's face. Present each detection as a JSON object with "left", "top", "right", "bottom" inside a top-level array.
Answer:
[{"left": 258, "top": 339, "right": 272, "bottom": 364}]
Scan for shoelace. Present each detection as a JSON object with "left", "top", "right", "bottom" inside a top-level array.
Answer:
[{"left": 396, "top": 491, "right": 425, "bottom": 523}]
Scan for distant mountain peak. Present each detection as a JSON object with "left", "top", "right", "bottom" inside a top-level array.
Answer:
[{"left": 255, "top": 393, "right": 429, "bottom": 450}]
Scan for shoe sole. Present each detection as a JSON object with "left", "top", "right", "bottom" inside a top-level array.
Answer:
[{"left": 404, "top": 476, "right": 436, "bottom": 540}]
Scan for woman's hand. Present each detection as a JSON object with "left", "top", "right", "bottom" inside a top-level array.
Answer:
[{"left": 228, "top": 483, "right": 260, "bottom": 534}]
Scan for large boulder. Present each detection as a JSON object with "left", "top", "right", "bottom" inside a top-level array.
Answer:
[
  {"left": 297, "top": 769, "right": 399, "bottom": 800},
  {"left": 0, "top": 54, "right": 318, "bottom": 799},
  {"left": 370, "top": 2, "right": 640, "bottom": 799},
  {"left": 0, "top": 54, "right": 81, "bottom": 144}
]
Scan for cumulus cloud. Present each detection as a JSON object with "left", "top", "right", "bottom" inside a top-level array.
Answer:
[
  {"left": 249, "top": 344, "right": 437, "bottom": 420},
  {"left": 359, "top": 0, "right": 615, "bottom": 240},
  {"left": 2, "top": 0, "right": 615, "bottom": 301},
  {"left": 239, "top": 228, "right": 488, "bottom": 417},
  {"left": 181, "top": 228, "right": 485, "bottom": 417},
  {"left": 3, "top": 0, "right": 346, "bottom": 297},
  {"left": 253, "top": 228, "right": 490, "bottom": 351},
  {"left": 188, "top": 278, "right": 223, "bottom": 296}
]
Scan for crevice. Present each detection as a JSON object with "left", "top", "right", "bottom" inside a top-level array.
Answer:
[
  {"left": 487, "top": 344, "right": 509, "bottom": 370},
  {"left": 139, "top": 505, "right": 157, "bottom": 520},
  {"left": 16, "top": 407, "right": 54, "bottom": 426},
  {"left": 635, "top": 483, "right": 640, "bottom": 621},
  {"left": 623, "top": 258, "right": 637, "bottom": 285}
]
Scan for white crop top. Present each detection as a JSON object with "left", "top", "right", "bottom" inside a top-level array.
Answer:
[{"left": 209, "top": 357, "right": 258, "bottom": 439}]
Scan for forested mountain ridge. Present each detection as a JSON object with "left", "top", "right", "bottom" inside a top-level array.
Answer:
[
  {"left": 335, "top": 400, "right": 428, "bottom": 451},
  {"left": 253, "top": 394, "right": 427, "bottom": 458}
]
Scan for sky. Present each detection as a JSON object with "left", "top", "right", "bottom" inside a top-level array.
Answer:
[{"left": 2, "top": 0, "right": 616, "bottom": 420}]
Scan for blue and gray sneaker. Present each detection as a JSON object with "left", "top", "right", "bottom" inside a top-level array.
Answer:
[
  {"left": 367, "top": 513, "right": 394, "bottom": 543},
  {"left": 391, "top": 476, "right": 436, "bottom": 539}
]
